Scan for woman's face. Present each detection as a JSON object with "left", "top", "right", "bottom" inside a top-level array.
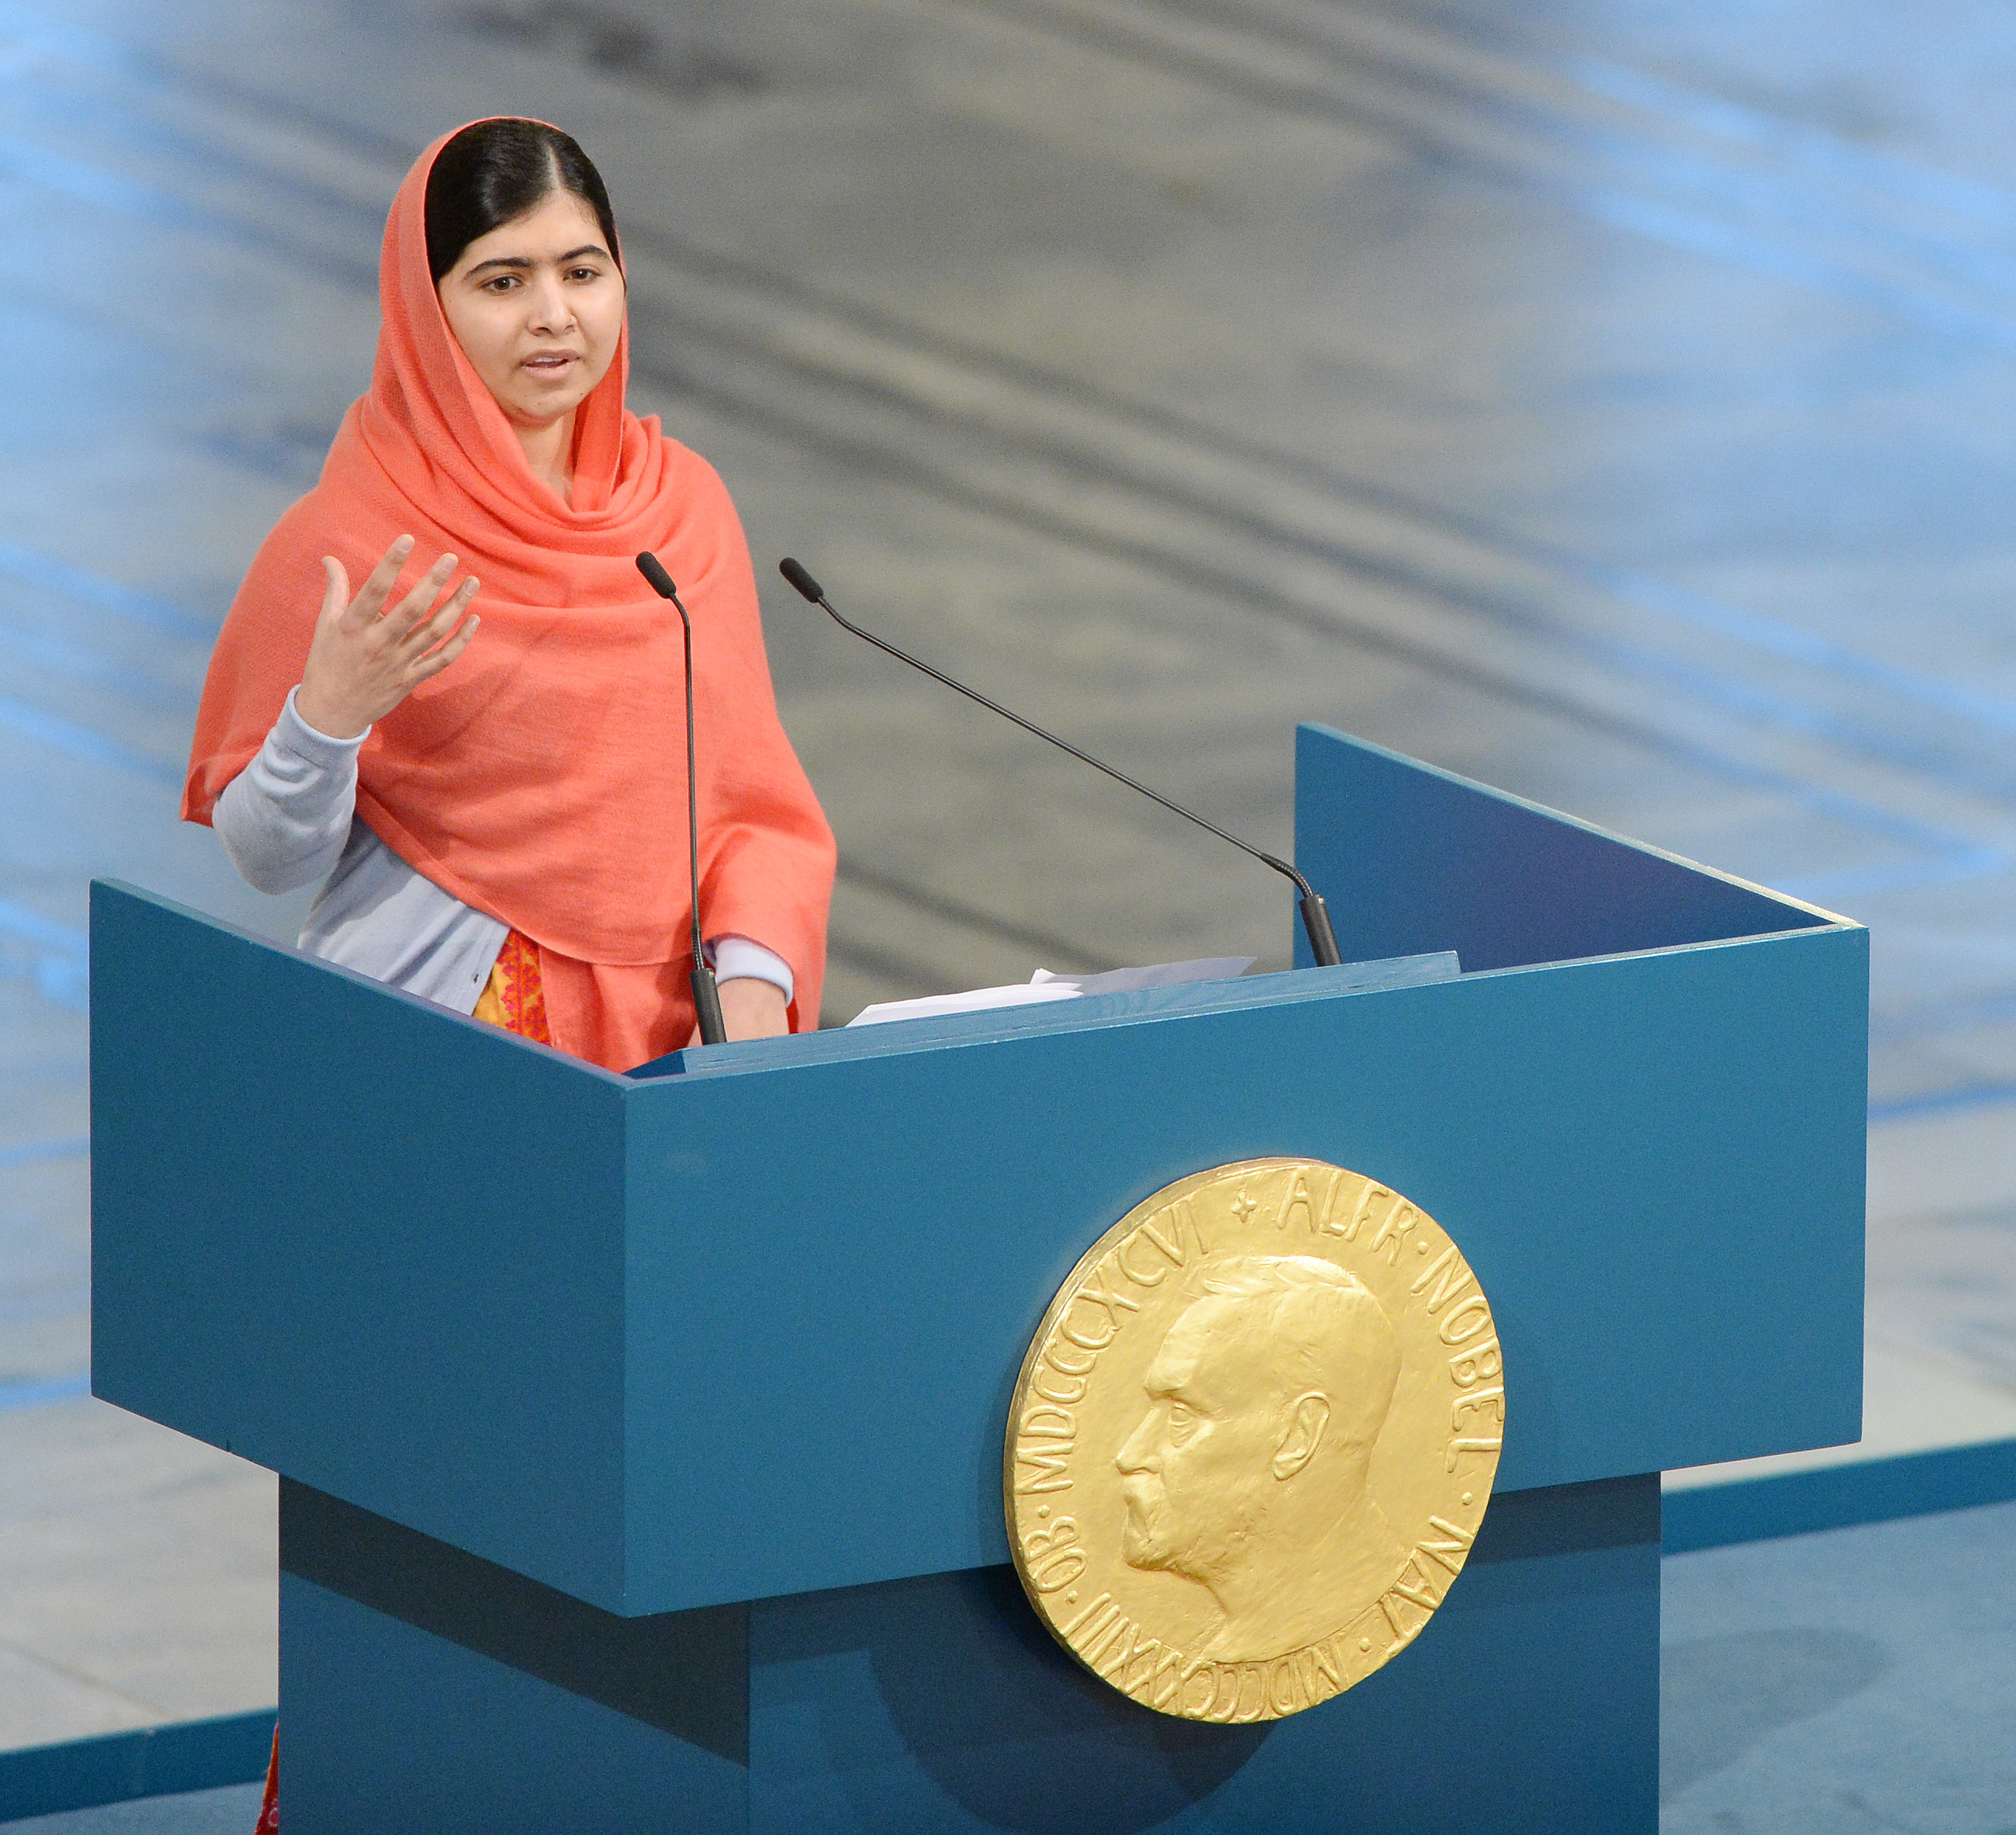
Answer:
[{"left": 436, "top": 189, "right": 625, "bottom": 431}]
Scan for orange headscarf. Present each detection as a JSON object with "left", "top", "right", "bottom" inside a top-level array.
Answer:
[{"left": 185, "top": 123, "right": 834, "bottom": 1068}]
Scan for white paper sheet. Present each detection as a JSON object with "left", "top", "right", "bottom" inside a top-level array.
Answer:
[{"left": 846, "top": 957, "right": 1256, "bottom": 1027}]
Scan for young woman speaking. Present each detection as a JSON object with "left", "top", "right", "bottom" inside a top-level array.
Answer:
[{"left": 185, "top": 118, "right": 834, "bottom": 1068}]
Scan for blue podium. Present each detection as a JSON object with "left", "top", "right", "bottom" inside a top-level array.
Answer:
[{"left": 89, "top": 723, "right": 1865, "bottom": 1833}]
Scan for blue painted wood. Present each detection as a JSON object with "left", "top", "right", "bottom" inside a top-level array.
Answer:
[
  {"left": 1664, "top": 1436, "right": 2016, "bottom": 1553},
  {"left": 279, "top": 1574, "right": 746, "bottom": 1835},
  {"left": 746, "top": 1477, "right": 1658, "bottom": 1834},
  {"left": 620, "top": 915, "right": 1865, "bottom": 1612},
  {"left": 263, "top": 1479, "right": 1654, "bottom": 1834},
  {"left": 1293, "top": 722, "right": 1837, "bottom": 971},
  {"left": 86, "top": 731, "right": 1865, "bottom": 1830},
  {"left": 88, "top": 881, "right": 633, "bottom": 1610},
  {"left": 0, "top": 1713, "right": 274, "bottom": 1824},
  {"left": 89, "top": 722, "right": 1865, "bottom": 1616}
]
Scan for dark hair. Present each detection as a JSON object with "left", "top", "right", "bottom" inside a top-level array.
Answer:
[{"left": 424, "top": 119, "right": 622, "bottom": 283}]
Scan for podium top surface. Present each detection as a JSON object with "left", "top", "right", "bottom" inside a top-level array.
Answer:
[
  {"left": 89, "top": 726, "right": 1865, "bottom": 1615},
  {"left": 624, "top": 947, "right": 1460, "bottom": 1080}
]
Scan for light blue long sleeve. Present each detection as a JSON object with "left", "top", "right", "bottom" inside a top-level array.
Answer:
[{"left": 213, "top": 689, "right": 793, "bottom": 1015}]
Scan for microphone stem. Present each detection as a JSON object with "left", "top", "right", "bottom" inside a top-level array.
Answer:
[
  {"left": 660, "top": 574, "right": 728, "bottom": 1044},
  {"left": 808, "top": 589, "right": 1344, "bottom": 966}
]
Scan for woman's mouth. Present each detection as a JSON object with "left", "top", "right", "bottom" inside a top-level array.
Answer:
[{"left": 521, "top": 351, "right": 580, "bottom": 377}]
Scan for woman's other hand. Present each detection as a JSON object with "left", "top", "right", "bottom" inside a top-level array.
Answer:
[
  {"left": 706, "top": 978, "right": 791, "bottom": 1045},
  {"left": 296, "top": 536, "right": 480, "bottom": 739}
]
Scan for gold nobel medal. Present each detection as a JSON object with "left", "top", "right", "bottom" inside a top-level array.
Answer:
[{"left": 1004, "top": 1158, "right": 1504, "bottom": 1721}]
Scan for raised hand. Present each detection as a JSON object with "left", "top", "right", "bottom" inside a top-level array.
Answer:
[{"left": 295, "top": 535, "right": 480, "bottom": 740}]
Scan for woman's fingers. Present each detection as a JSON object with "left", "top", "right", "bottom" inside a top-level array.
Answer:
[
  {"left": 394, "top": 577, "right": 479, "bottom": 666},
  {"left": 416, "top": 576, "right": 480, "bottom": 647},
  {"left": 300, "top": 538, "right": 476, "bottom": 734},
  {"left": 348, "top": 535, "right": 417, "bottom": 624},
  {"left": 411, "top": 612, "right": 479, "bottom": 680},
  {"left": 386, "top": 552, "right": 459, "bottom": 638},
  {"left": 403, "top": 577, "right": 480, "bottom": 679},
  {"left": 319, "top": 557, "right": 351, "bottom": 624}
]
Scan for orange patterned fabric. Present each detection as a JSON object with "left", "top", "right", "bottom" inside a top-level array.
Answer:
[
  {"left": 255, "top": 1729, "right": 278, "bottom": 1831},
  {"left": 472, "top": 928, "right": 553, "bottom": 1043}
]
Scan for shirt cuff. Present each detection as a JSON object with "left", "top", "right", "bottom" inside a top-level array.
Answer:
[
  {"left": 708, "top": 934, "right": 794, "bottom": 1004},
  {"left": 277, "top": 685, "right": 371, "bottom": 767}
]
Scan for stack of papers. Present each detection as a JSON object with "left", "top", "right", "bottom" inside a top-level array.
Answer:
[{"left": 847, "top": 957, "right": 1256, "bottom": 1028}]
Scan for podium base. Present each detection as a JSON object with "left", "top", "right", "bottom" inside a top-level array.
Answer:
[{"left": 279, "top": 1477, "right": 1657, "bottom": 1833}]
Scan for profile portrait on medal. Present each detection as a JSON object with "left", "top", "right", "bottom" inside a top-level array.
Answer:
[{"left": 1115, "top": 1254, "right": 1408, "bottom": 1662}]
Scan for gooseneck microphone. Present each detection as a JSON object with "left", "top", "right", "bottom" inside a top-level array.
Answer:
[
  {"left": 635, "top": 552, "right": 728, "bottom": 1046},
  {"left": 777, "top": 558, "right": 1344, "bottom": 968}
]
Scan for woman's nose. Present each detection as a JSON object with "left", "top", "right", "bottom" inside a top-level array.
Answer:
[{"left": 526, "top": 278, "right": 575, "bottom": 334}]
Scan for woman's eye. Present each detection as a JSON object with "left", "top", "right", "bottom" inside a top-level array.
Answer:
[{"left": 567, "top": 266, "right": 600, "bottom": 282}]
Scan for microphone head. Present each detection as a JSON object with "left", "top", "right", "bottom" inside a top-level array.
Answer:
[
  {"left": 635, "top": 552, "right": 678, "bottom": 599},
  {"left": 778, "top": 557, "right": 824, "bottom": 604}
]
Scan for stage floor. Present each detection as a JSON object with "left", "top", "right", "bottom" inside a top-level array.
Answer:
[{"left": 0, "top": 1784, "right": 259, "bottom": 1835}]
